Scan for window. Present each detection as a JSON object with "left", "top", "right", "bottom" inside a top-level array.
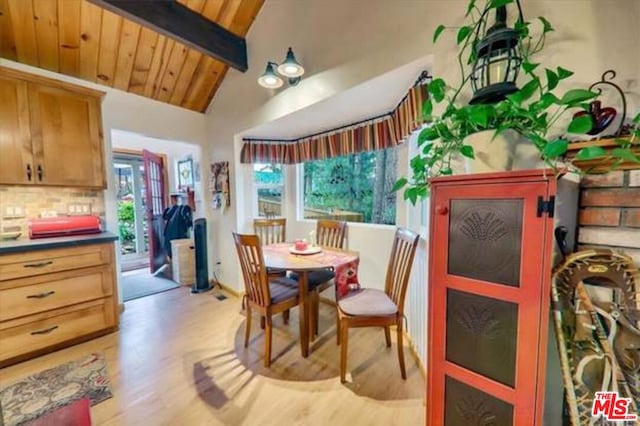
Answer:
[
  {"left": 302, "top": 147, "right": 398, "bottom": 225},
  {"left": 253, "top": 163, "right": 284, "bottom": 217}
]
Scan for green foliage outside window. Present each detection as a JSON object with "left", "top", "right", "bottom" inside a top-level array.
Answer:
[
  {"left": 253, "top": 163, "right": 283, "bottom": 185},
  {"left": 303, "top": 148, "right": 398, "bottom": 225},
  {"left": 118, "top": 200, "right": 136, "bottom": 251}
]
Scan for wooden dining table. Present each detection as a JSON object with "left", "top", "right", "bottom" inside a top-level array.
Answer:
[{"left": 262, "top": 243, "right": 360, "bottom": 358}]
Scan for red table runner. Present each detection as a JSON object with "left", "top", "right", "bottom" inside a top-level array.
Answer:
[{"left": 264, "top": 243, "right": 360, "bottom": 297}]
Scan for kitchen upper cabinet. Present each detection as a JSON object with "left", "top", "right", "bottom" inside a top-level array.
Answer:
[
  {"left": 0, "top": 67, "right": 106, "bottom": 189},
  {"left": 0, "top": 75, "right": 33, "bottom": 185},
  {"left": 28, "top": 84, "right": 105, "bottom": 188}
]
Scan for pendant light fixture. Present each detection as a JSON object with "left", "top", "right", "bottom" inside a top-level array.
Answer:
[
  {"left": 469, "top": 0, "right": 524, "bottom": 104},
  {"left": 258, "top": 47, "right": 305, "bottom": 89},
  {"left": 257, "top": 62, "right": 284, "bottom": 89}
]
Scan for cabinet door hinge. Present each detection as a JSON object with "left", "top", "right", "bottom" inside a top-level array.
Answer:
[{"left": 537, "top": 195, "right": 555, "bottom": 218}]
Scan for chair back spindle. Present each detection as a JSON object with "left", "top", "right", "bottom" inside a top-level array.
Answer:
[
  {"left": 384, "top": 228, "right": 420, "bottom": 316},
  {"left": 316, "top": 219, "right": 347, "bottom": 249},
  {"left": 254, "top": 218, "right": 286, "bottom": 245},
  {"left": 233, "top": 233, "right": 271, "bottom": 307}
]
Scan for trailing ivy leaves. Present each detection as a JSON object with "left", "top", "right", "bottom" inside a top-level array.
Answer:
[
  {"left": 460, "top": 145, "right": 475, "bottom": 159},
  {"left": 422, "top": 98, "right": 433, "bottom": 119},
  {"left": 433, "top": 25, "right": 446, "bottom": 43},
  {"left": 534, "top": 93, "right": 560, "bottom": 110},
  {"left": 457, "top": 26, "right": 472, "bottom": 44},
  {"left": 543, "top": 139, "right": 568, "bottom": 159},
  {"left": 422, "top": 143, "right": 434, "bottom": 155},
  {"left": 392, "top": 177, "right": 408, "bottom": 192},
  {"left": 469, "top": 105, "right": 491, "bottom": 127},
  {"left": 466, "top": 0, "right": 477, "bottom": 16},
  {"left": 567, "top": 115, "right": 593, "bottom": 134},
  {"left": 428, "top": 78, "right": 447, "bottom": 103},
  {"left": 522, "top": 62, "right": 539, "bottom": 74},
  {"left": 403, "top": 186, "right": 428, "bottom": 204},
  {"left": 545, "top": 69, "right": 558, "bottom": 90},
  {"left": 507, "top": 78, "right": 539, "bottom": 105},
  {"left": 557, "top": 67, "right": 574, "bottom": 80},
  {"left": 489, "top": 0, "right": 513, "bottom": 8},
  {"left": 560, "top": 89, "right": 598, "bottom": 106},
  {"left": 418, "top": 126, "right": 439, "bottom": 145},
  {"left": 538, "top": 16, "right": 554, "bottom": 33},
  {"left": 575, "top": 146, "right": 606, "bottom": 160},
  {"left": 611, "top": 148, "right": 640, "bottom": 163}
]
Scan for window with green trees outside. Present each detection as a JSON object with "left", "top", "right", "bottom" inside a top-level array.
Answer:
[
  {"left": 254, "top": 163, "right": 284, "bottom": 217},
  {"left": 302, "top": 147, "right": 398, "bottom": 225}
]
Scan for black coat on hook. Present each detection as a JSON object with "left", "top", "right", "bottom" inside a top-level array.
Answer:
[{"left": 162, "top": 205, "right": 193, "bottom": 258}]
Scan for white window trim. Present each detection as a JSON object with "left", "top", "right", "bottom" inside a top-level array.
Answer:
[{"left": 405, "top": 126, "right": 430, "bottom": 239}]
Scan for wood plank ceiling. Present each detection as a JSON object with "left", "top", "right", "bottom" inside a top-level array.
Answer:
[{"left": 0, "top": 0, "right": 264, "bottom": 112}]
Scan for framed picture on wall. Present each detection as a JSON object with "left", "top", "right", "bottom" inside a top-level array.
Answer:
[
  {"left": 177, "top": 159, "right": 194, "bottom": 189},
  {"left": 210, "top": 161, "right": 230, "bottom": 209}
]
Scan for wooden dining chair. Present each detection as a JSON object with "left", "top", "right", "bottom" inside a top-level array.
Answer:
[
  {"left": 253, "top": 218, "right": 286, "bottom": 245},
  {"left": 233, "top": 232, "right": 300, "bottom": 367},
  {"left": 311, "top": 220, "right": 347, "bottom": 334},
  {"left": 337, "top": 227, "right": 419, "bottom": 382},
  {"left": 243, "top": 218, "right": 288, "bottom": 312}
]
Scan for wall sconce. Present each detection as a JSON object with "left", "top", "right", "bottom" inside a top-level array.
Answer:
[{"left": 258, "top": 47, "right": 305, "bottom": 89}]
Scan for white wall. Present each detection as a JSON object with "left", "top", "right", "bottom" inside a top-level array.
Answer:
[{"left": 0, "top": 59, "right": 210, "bottom": 300}]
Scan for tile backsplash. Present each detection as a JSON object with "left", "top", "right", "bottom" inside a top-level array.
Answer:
[{"left": 0, "top": 186, "right": 105, "bottom": 239}]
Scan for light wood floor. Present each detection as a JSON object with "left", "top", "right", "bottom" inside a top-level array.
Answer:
[{"left": 1, "top": 287, "right": 425, "bottom": 425}]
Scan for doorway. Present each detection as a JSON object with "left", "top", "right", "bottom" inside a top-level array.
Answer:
[
  {"left": 114, "top": 154, "right": 148, "bottom": 272},
  {"left": 114, "top": 150, "right": 179, "bottom": 302}
]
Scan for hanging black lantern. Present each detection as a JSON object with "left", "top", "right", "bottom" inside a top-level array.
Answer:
[{"left": 469, "top": 1, "right": 524, "bottom": 104}]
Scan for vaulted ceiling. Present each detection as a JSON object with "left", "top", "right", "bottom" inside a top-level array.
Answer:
[{"left": 0, "top": 0, "right": 264, "bottom": 112}]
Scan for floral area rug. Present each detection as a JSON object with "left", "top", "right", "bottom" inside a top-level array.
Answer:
[{"left": 0, "top": 353, "right": 112, "bottom": 426}]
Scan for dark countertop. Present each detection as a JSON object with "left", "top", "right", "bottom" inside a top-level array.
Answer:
[{"left": 0, "top": 232, "right": 118, "bottom": 254}]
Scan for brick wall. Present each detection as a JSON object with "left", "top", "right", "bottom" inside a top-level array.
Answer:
[
  {"left": 578, "top": 170, "right": 640, "bottom": 265},
  {"left": 0, "top": 186, "right": 105, "bottom": 239}
]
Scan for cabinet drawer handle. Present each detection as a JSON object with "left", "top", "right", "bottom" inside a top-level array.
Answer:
[
  {"left": 26, "top": 291, "right": 55, "bottom": 299},
  {"left": 27, "top": 164, "right": 32, "bottom": 181},
  {"left": 37, "top": 165, "right": 43, "bottom": 181},
  {"left": 30, "top": 325, "right": 58, "bottom": 335},
  {"left": 23, "top": 261, "right": 53, "bottom": 268}
]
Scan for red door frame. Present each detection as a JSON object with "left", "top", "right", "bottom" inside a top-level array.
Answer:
[{"left": 427, "top": 170, "right": 556, "bottom": 425}]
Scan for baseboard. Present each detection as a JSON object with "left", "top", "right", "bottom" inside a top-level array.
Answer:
[
  {"left": 210, "top": 280, "right": 241, "bottom": 297},
  {"left": 319, "top": 295, "right": 336, "bottom": 306},
  {"left": 403, "top": 330, "right": 426, "bottom": 379}
]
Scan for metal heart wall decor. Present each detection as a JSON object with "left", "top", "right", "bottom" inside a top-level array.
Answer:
[{"left": 573, "top": 100, "right": 617, "bottom": 135}]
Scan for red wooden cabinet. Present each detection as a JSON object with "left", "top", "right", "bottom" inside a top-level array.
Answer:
[{"left": 427, "top": 170, "right": 558, "bottom": 425}]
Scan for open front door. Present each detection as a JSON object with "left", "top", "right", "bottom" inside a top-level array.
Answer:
[{"left": 142, "top": 149, "right": 166, "bottom": 274}]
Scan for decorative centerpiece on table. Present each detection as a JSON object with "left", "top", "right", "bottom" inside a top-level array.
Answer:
[
  {"left": 394, "top": 0, "right": 640, "bottom": 204},
  {"left": 290, "top": 235, "right": 322, "bottom": 255},
  {"left": 294, "top": 239, "right": 308, "bottom": 251}
]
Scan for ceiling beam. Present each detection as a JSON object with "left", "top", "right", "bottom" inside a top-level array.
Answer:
[{"left": 88, "top": 0, "right": 248, "bottom": 72}]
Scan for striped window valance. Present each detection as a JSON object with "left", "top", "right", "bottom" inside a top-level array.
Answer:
[{"left": 241, "top": 75, "right": 429, "bottom": 164}]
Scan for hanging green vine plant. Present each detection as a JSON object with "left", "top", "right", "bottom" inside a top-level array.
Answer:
[{"left": 395, "top": 0, "right": 640, "bottom": 204}]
